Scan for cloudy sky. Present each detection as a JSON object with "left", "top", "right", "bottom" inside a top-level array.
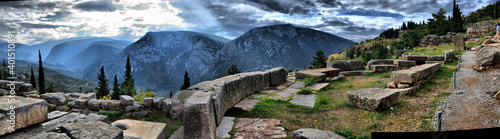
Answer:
[{"left": 0, "top": 0, "right": 498, "bottom": 45}]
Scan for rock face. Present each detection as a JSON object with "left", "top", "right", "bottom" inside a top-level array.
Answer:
[
  {"left": 293, "top": 128, "right": 346, "bottom": 139},
  {"left": 476, "top": 47, "right": 500, "bottom": 66},
  {"left": 453, "top": 35, "right": 465, "bottom": 51},
  {"left": 327, "top": 60, "right": 365, "bottom": 71},
  {"left": 0, "top": 96, "right": 47, "bottom": 136},
  {"left": 61, "top": 121, "right": 123, "bottom": 139},
  {"left": 112, "top": 119, "right": 167, "bottom": 139},
  {"left": 183, "top": 91, "right": 216, "bottom": 139},
  {"left": 234, "top": 118, "right": 287, "bottom": 139},
  {"left": 391, "top": 63, "right": 441, "bottom": 84},
  {"left": 443, "top": 50, "right": 455, "bottom": 62},
  {"left": 346, "top": 88, "right": 401, "bottom": 111}
]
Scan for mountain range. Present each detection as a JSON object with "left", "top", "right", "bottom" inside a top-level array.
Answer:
[{"left": 1, "top": 24, "right": 354, "bottom": 95}]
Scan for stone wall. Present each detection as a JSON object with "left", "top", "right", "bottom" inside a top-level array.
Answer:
[
  {"left": 326, "top": 60, "right": 365, "bottom": 71},
  {"left": 366, "top": 59, "right": 416, "bottom": 72},
  {"left": 467, "top": 20, "right": 495, "bottom": 36},
  {"left": 420, "top": 32, "right": 455, "bottom": 47},
  {"left": 182, "top": 67, "right": 288, "bottom": 139}
]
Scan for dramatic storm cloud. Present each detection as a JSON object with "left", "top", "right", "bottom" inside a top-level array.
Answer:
[{"left": 0, "top": 0, "right": 497, "bottom": 45}]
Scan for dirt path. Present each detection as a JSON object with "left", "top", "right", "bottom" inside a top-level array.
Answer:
[{"left": 441, "top": 51, "right": 500, "bottom": 130}]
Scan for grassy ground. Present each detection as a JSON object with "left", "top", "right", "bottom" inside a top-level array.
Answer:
[
  {"left": 404, "top": 44, "right": 456, "bottom": 56},
  {"left": 234, "top": 61, "right": 457, "bottom": 139}
]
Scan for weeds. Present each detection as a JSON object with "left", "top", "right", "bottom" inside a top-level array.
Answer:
[
  {"left": 302, "top": 78, "right": 317, "bottom": 86},
  {"left": 297, "top": 87, "right": 314, "bottom": 95}
]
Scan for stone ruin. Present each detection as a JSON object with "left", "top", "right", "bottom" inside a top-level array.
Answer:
[
  {"left": 467, "top": 20, "right": 495, "bottom": 36},
  {"left": 180, "top": 67, "right": 288, "bottom": 139},
  {"left": 420, "top": 32, "right": 455, "bottom": 47},
  {"left": 295, "top": 68, "right": 340, "bottom": 82},
  {"left": 366, "top": 59, "right": 416, "bottom": 73}
]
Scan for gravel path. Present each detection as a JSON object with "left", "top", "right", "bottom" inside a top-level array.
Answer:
[{"left": 441, "top": 51, "right": 500, "bottom": 130}]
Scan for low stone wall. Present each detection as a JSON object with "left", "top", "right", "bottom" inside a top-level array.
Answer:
[
  {"left": 182, "top": 67, "right": 288, "bottom": 139},
  {"left": 366, "top": 59, "right": 416, "bottom": 72},
  {"left": 402, "top": 55, "right": 445, "bottom": 65},
  {"left": 467, "top": 20, "right": 494, "bottom": 36},
  {"left": 389, "top": 63, "right": 441, "bottom": 88},
  {"left": 326, "top": 60, "right": 365, "bottom": 71},
  {"left": 420, "top": 33, "right": 454, "bottom": 47},
  {"left": 295, "top": 68, "right": 340, "bottom": 82},
  {"left": 0, "top": 80, "right": 35, "bottom": 97}
]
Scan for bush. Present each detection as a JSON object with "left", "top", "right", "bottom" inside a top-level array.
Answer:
[
  {"left": 133, "top": 92, "right": 157, "bottom": 103},
  {"left": 486, "top": 30, "right": 497, "bottom": 36},
  {"left": 302, "top": 78, "right": 316, "bottom": 87},
  {"left": 327, "top": 54, "right": 346, "bottom": 61},
  {"left": 297, "top": 87, "right": 314, "bottom": 95},
  {"left": 100, "top": 95, "right": 111, "bottom": 100}
]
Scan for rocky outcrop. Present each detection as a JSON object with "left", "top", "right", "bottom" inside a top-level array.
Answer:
[
  {"left": 327, "top": 60, "right": 365, "bottom": 71},
  {"left": 233, "top": 118, "right": 287, "bottom": 139},
  {"left": 293, "top": 128, "right": 346, "bottom": 139},
  {"left": 0, "top": 96, "right": 48, "bottom": 136},
  {"left": 346, "top": 88, "right": 401, "bottom": 111},
  {"left": 476, "top": 47, "right": 500, "bottom": 67}
]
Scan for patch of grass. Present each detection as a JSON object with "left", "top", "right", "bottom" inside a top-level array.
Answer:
[
  {"left": 314, "top": 94, "right": 331, "bottom": 111},
  {"left": 302, "top": 78, "right": 317, "bottom": 86},
  {"left": 332, "top": 98, "right": 350, "bottom": 109},
  {"left": 418, "top": 119, "right": 434, "bottom": 131},
  {"left": 335, "top": 128, "right": 370, "bottom": 139},
  {"left": 100, "top": 110, "right": 124, "bottom": 122},
  {"left": 297, "top": 87, "right": 314, "bottom": 95},
  {"left": 362, "top": 122, "right": 381, "bottom": 130}
]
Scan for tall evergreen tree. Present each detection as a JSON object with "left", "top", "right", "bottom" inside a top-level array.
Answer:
[
  {"left": 30, "top": 67, "right": 36, "bottom": 90},
  {"left": 111, "top": 74, "right": 121, "bottom": 100},
  {"left": 181, "top": 71, "right": 190, "bottom": 90},
  {"left": 310, "top": 50, "right": 327, "bottom": 69},
  {"left": 121, "top": 56, "right": 136, "bottom": 96},
  {"left": 96, "top": 66, "right": 110, "bottom": 99},
  {"left": 38, "top": 50, "right": 46, "bottom": 94},
  {"left": 452, "top": 0, "right": 464, "bottom": 32},
  {"left": 228, "top": 65, "right": 241, "bottom": 75},
  {"left": 402, "top": 22, "right": 407, "bottom": 30}
]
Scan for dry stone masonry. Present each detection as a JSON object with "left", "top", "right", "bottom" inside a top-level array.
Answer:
[
  {"left": 182, "top": 67, "right": 288, "bottom": 139},
  {"left": 466, "top": 20, "right": 495, "bottom": 36}
]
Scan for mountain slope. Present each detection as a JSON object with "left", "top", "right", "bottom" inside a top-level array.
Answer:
[
  {"left": 44, "top": 37, "right": 116, "bottom": 65},
  {"left": 65, "top": 44, "right": 123, "bottom": 71},
  {"left": 83, "top": 24, "right": 354, "bottom": 95}
]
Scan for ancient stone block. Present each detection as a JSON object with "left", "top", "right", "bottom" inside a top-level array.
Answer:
[
  {"left": 48, "top": 95, "right": 66, "bottom": 106},
  {"left": 295, "top": 70, "right": 326, "bottom": 82},
  {"left": 293, "top": 128, "right": 346, "bottom": 139},
  {"left": 112, "top": 119, "right": 167, "bottom": 139},
  {"left": 143, "top": 98, "right": 154, "bottom": 108},
  {"left": 120, "top": 95, "right": 134, "bottom": 106},
  {"left": 312, "top": 68, "right": 340, "bottom": 77},
  {"left": 327, "top": 60, "right": 349, "bottom": 71},
  {"left": 0, "top": 96, "right": 47, "bottom": 136},
  {"left": 265, "top": 67, "right": 288, "bottom": 87},
  {"left": 370, "top": 65, "right": 398, "bottom": 72},
  {"left": 367, "top": 59, "right": 394, "bottom": 70},
  {"left": 170, "top": 100, "right": 183, "bottom": 120},
  {"left": 161, "top": 99, "right": 173, "bottom": 114},
  {"left": 20, "top": 83, "right": 33, "bottom": 92},
  {"left": 183, "top": 91, "right": 216, "bottom": 139},
  {"left": 443, "top": 50, "right": 455, "bottom": 62},
  {"left": 426, "top": 56, "right": 445, "bottom": 61},
  {"left": 346, "top": 88, "right": 401, "bottom": 111},
  {"left": 345, "top": 60, "right": 365, "bottom": 71},
  {"left": 476, "top": 47, "right": 500, "bottom": 66},
  {"left": 391, "top": 63, "right": 441, "bottom": 84},
  {"left": 234, "top": 118, "right": 287, "bottom": 139},
  {"left": 453, "top": 35, "right": 465, "bottom": 51},
  {"left": 61, "top": 121, "right": 123, "bottom": 139},
  {"left": 153, "top": 98, "right": 164, "bottom": 110},
  {"left": 393, "top": 60, "right": 416, "bottom": 68},
  {"left": 290, "top": 94, "right": 318, "bottom": 108},
  {"left": 78, "top": 93, "right": 96, "bottom": 100},
  {"left": 233, "top": 98, "right": 259, "bottom": 112}
]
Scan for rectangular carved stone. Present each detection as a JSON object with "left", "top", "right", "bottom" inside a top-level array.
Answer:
[
  {"left": 391, "top": 63, "right": 441, "bottom": 84},
  {"left": 0, "top": 96, "right": 48, "bottom": 135},
  {"left": 393, "top": 60, "right": 416, "bottom": 68},
  {"left": 346, "top": 88, "right": 400, "bottom": 111},
  {"left": 453, "top": 35, "right": 465, "bottom": 51},
  {"left": 265, "top": 67, "right": 288, "bottom": 87},
  {"left": 183, "top": 91, "right": 216, "bottom": 139},
  {"left": 370, "top": 65, "right": 398, "bottom": 72}
]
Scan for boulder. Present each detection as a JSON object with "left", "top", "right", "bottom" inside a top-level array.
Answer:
[
  {"left": 346, "top": 88, "right": 401, "bottom": 111},
  {"left": 293, "top": 128, "right": 346, "bottom": 139},
  {"left": 153, "top": 98, "right": 164, "bottom": 110},
  {"left": 101, "top": 100, "right": 114, "bottom": 110},
  {"left": 79, "top": 93, "right": 96, "bottom": 100},
  {"left": 48, "top": 95, "right": 66, "bottom": 106},
  {"left": 13, "top": 82, "right": 24, "bottom": 92},
  {"left": 125, "top": 106, "right": 134, "bottom": 112},
  {"left": 133, "top": 102, "right": 144, "bottom": 111},
  {"left": 120, "top": 95, "right": 134, "bottom": 106},
  {"left": 234, "top": 118, "right": 287, "bottom": 139},
  {"left": 161, "top": 99, "right": 173, "bottom": 114},
  {"left": 476, "top": 47, "right": 500, "bottom": 66},
  {"left": 0, "top": 96, "right": 47, "bottom": 136},
  {"left": 143, "top": 98, "right": 154, "bottom": 108},
  {"left": 295, "top": 70, "right": 327, "bottom": 82},
  {"left": 88, "top": 99, "right": 102, "bottom": 111},
  {"left": 370, "top": 65, "right": 398, "bottom": 72},
  {"left": 60, "top": 121, "right": 123, "bottom": 139},
  {"left": 443, "top": 50, "right": 455, "bottom": 62},
  {"left": 112, "top": 119, "right": 167, "bottom": 139},
  {"left": 20, "top": 83, "right": 33, "bottom": 92},
  {"left": 74, "top": 98, "right": 88, "bottom": 109},
  {"left": 183, "top": 91, "right": 216, "bottom": 139},
  {"left": 453, "top": 35, "right": 465, "bottom": 51},
  {"left": 0, "top": 80, "right": 9, "bottom": 89},
  {"left": 393, "top": 60, "right": 416, "bottom": 68}
]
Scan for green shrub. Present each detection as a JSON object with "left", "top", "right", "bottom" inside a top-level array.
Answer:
[
  {"left": 486, "top": 30, "right": 496, "bottom": 36},
  {"left": 302, "top": 78, "right": 316, "bottom": 86},
  {"left": 297, "top": 87, "right": 314, "bottom": 95}
]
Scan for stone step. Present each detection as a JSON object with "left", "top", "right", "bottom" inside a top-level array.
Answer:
[
  {"left": 290, "top": 94, "right": 318, "bottom": 108},
  {"left": 309, "top": 83, "right": 329, "bottom": 91}
]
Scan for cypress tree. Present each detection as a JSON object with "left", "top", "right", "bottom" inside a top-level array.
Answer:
[
  {"left": 38, "top": 50, "right": 45, "bottom": 94},
  {"left": 121, "top": 56, "right": 136, "bottom": 96},
  {"left": 310, "top": 50, "right": 327, "bottom": 69},
  {"left": 30, "top": 67, "right": 36, "bottom": 90},
  {"left": 452, "top": 0, "right": 464, "bottom": 32},
  {"left": 96, "top": 66, "right": 109, "bottom": 99},
  {"left": 112, "top": 74, "right": 121, "bottom": 100},
  {"left": 181, "top": 71, "right": 190, "bottom": 90}
]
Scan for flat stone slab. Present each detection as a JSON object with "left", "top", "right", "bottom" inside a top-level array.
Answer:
[
  {"left": 216, "top": 117, "right": 235, "bottom": 138},
  {"left": 290, "top": 95, "right": 318, "bottom": 108},
  {"left": 234, "top": 118, "right": 287, "bottom": 139},
  {"left": 112, "top": 119, "right": 167, "bottom": 139},
  {"left": 311, "top": 68, "right": 340, "bottom": 77},
  {"left": 293, "top": 128, "right": 346, "bottom": 139},
  {"left": 346, "top": 88, "right": 401, "bottom": 111},
  {"left": 62, "top": 121, "right": 123, "bottom": 139},
  {"left": 295, "top": 70, "right": 326, "bottom": 82},
  {"left": 233, "top": 98, "right": 259, "bottom": 111},
  {"left": 273, "top": 88, "right": 298, "bottom": 100},
  {"left": 47, "top": 111, "right": 69, "bottom": 120},
  {"left": 277, "top": 80, "right": 294, "bottom": 89},
  {"left": 391, "top": 63, "right": 441, "bottom": 84},
  {"left": 42, "top": 113, "right": 108, "bottom": 127},
  {"left": 309, "top": 83, "right": 329, "bottom": 91},
  {"left": 393, "top": 60, "right": 416, "bottom": 68},
  {"left": 169, "top": 126, "right": 183, "bottom": 139},
  {"left": 262, "top": 90, "right": 278, "bottom": 94},
  {"left": 0, "top": 96, "right": 47, "bottom": 136},
  {"left": 289, "top": 81, "right": 305, "bottom": 89}
]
